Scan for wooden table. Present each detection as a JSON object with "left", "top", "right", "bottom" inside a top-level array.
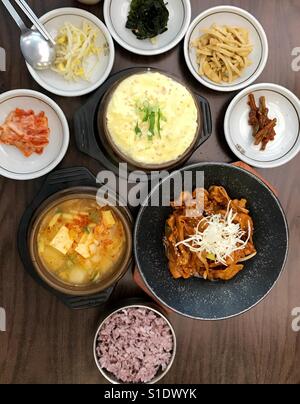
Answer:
[{"left": 0, "top": 0, "right": 299, "bottom": 384}]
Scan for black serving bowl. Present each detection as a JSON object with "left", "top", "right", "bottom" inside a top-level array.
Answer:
[{"left": 134, "top": 163, "right": 289, "bottom": 320}]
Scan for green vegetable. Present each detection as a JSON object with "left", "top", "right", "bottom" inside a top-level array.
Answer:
[
  {"left": 90, "top": 272, "right": 100, "bottom": 282},
  {"left": 135, "top": 122, "right": 142, "bottom": 138},
  {"left": 157, "top": 108, "right": 163, "bottom": 138},
  {"left": 126, "top": 0, "right": 169, "bottom": 40},
  {"left": 142, "top": 100, "right": 150, "bottom": 122},
  {"left": 67, "top": 253, "right": 77, "bottom": 265},
  {"left": 148, "top": 111, "right": 156, "bottom": 139},
  {"left": 206, "top": 253, "right": 216, "bottom": 261},
  {"left": 135, "top": 100, "right": 166, "bottom": 140},
  {"left": 89, "top": 210, "right": 100, "bottom": 224}
]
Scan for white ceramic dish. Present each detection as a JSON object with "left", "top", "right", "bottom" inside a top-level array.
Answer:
[
  {"left": 0, "top": 90, "right": 69, "bottom": 180},
  {"left": 184, "top": 6, "right": 269, "bottom": 92},
  {"left": 103, "top": 0, "right": 191, "bottom": 56},
  {"left": 26, "top": 8, "right": 115, "bottom": 97},
  {"left": 224, "top": 83, "right": 300, "bottom": 168}
]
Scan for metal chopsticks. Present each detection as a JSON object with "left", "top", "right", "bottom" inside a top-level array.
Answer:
[{"left": 14, "top": 0, "right": 55, "bottom": 45}]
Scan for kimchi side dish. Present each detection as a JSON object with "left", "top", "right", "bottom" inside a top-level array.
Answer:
[{"left": 0, "top": 108, "right": 50, "bottom": 157}]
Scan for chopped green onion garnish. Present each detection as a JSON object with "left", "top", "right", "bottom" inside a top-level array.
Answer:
[
  {"left": 135, "top": 100, "right": 166, "bottom": 141},
  {"left": 135, "top": 122, "right": 142, "bottom": 137}
]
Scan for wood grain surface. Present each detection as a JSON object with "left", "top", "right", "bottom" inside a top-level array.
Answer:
[{"left": 0, "top": 0, "right": 299, "bottom": 384}]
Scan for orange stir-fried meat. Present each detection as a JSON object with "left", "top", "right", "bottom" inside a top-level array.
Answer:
[
  {"left": 165, "top": 186, "right": 257, "bottom": 281},
  {"left": 0, "top": 109, "right": 50, "bottom": 157}
]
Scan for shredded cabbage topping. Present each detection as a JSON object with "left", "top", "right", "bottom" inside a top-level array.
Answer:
[
  {"left": 52, "top": 22, "right": 101, "bottom": 81},
  {"left": 176, "top": 204, "right": 251, "bottom": 266}
]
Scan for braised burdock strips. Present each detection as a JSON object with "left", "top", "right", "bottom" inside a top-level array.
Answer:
[
  {"left": 248, "top": 93, "right": 277, "bottom": 150},
  {"left": 192, "top": 24, "right": 253, "bottom": 84},
  {"left": 165, "top": 187, "right": 257, "bottom": 281}
]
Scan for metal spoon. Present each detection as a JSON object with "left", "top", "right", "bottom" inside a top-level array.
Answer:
[
  {"left": 1, "top": 0, "right": 56, "bottom": 70},
  {"left": 15, "top": 0, "right": 56, "bottom": 46}
]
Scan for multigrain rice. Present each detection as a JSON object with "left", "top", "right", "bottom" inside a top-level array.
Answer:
[{"left": 95, "top": 307, "right": 174, "bottom": 383}]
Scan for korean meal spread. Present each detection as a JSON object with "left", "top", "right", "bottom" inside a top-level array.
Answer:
[
  {"left": 126, "top": 0, "right": 169, "bottom": 41},
  {"left": 0, "top": 108, "right": 50, "bottom": 157},
  {"left": 105, "top": 72, "right": 199, "bottom": 165},
  {"left": 0, "top": 0, "right": 296, "bottom": 385},
  {"left": 248, "top": 93, "right": 277, "bottom": 150},
  {"left": 165, "top": 187, "right": 257, "bottom": 281},
  {"left": 52, "top": 22, "right": 101, "bottom": 81},
  {"left": 193, "top": 24, "right": 253, "bottom": 84},
  {"left": 36, "top": 198, "right": 126, "bottom": 286},
  {"left": 95, "top": 307, "right": 174, "bottom": 383}
]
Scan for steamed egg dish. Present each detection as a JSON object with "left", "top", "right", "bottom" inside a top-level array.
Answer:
[
  {"left": 37, "top": 198, "right": 126, "bottom": 286},
  {"left": 106, "top": 72, "right": 199, "bottom": 166}
]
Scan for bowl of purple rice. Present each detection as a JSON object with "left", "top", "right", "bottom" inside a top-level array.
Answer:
[{"left": 93, "top": 301, "right": 177, "bottom": 384}]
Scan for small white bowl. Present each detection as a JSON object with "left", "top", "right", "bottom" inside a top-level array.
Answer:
[
  {"left": 26, "top": 8, "right": 115, "bottom": 97},
  {"left": 0, "top": 89, "right": 69, "bottom": 180},
  {"left": 184, "top": 6, "right": 269, "bottom": 92},
  {"left": 103, "top": 0, "right": 191, "bottom": 56},
  {"left": 224, "top": 83, "right": 300, "bottom": 168}
]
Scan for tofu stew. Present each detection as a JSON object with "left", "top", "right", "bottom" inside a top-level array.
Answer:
[{"left": 36, "top": 198, "right": 126, "bottom": 287}]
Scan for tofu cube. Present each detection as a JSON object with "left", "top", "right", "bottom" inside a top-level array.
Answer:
[
  {"left": 50, "top": 226, "right": 73, "bottom": 255},
  {"left": 102, "top": 210, "right": 116, "bottom": 228},
  {"left": 75, "top": 233, "right": 94, "bottom": 259}
]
